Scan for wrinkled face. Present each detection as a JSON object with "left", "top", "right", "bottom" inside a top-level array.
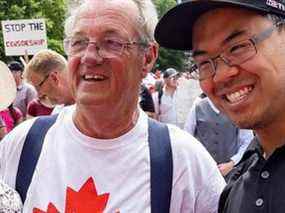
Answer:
[
  {"left": 192, "top": 8, "right": 285, "bottom": 129},
  {"left": 67, "top": 0, "right": 149, "bottom": 110}
]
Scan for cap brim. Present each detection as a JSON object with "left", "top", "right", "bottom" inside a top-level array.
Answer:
[
  {"left": 0, "top": 61, "right": 16, "bottom": 110},
  {"left": 155, "top": 0, "right": 272, "bottom": 50},
  {"left": 169, "top": 72, "right": 179, "bottom": 78}
]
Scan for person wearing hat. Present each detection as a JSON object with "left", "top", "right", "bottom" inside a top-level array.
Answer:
[
  {"left": 8, "top": 61, "right": 37, "bottom": 119},
  {"left": 155, "top": 0, "right": 285, "bottom": 212},
  {"left": 152, "top": 68, "right": 180, "bottom": 126}
]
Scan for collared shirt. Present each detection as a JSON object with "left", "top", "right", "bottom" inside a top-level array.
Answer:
[
  {"left": 184, "top": 97, "right": 253, "bottom": 165},
  {"left": 219, "top": 137, "right": 285, "bottom": 213}
]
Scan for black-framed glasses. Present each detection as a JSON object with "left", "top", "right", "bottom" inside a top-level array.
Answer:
[
  {"left": 35, "top": 74, "right": 50, "bottom": 89},
  {"left": 63, "top": 36, "right": 149, "bottom": 58},
  {"left": 190, "top": 21, "right": 285, "bottom": 81}
]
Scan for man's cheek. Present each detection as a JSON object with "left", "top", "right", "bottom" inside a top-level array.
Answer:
[{"left": 68, "top": 56, "right": 81, "bottom": 74}]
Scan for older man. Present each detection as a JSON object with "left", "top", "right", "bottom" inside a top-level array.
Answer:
[
  {"left": 155, "top": 0, "right": 285, "bottom": 212},
  {"left": 24, "top": 49, "right": 74, "bottom": 113},
  {"left": 0, "top": 0, "right": 225, "bottom": 212}
]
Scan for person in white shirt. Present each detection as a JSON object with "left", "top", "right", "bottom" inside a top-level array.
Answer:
[
  {"left": 184, "top": 96, "right": 253, "bottom": 176},
  {"left": 0, "top": 0, "right": 225, "bottom": 212},
  {"left": 153, "top": 68, "right": 180, "bottom": 126}
]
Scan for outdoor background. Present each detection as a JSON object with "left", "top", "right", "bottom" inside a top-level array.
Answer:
[{"left": 0, "top": 0, "right": 189, "bottom": 72}]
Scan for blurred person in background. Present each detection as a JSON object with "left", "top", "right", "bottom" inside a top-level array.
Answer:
[
  {"left": 152, "top": 68, "right": 180, "bottom": 125},
  {"left": 24, "top": 49, "right": 74, "bottom": 114},
  {"left": 8, "top": 61, "right": 37, "bottom": 119}
]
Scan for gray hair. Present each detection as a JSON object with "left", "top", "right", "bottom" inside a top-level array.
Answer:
[{"left": 64, "top": 0, "right": 158, "bottom": 42}]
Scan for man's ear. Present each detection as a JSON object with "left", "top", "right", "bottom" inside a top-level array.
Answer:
[{"left": 141, "top": 42, "right": 159, "bottom": 78}]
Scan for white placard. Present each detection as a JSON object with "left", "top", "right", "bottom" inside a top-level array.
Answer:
[{"left": 2, "top": 19, "right": 47, "bottom": 56}]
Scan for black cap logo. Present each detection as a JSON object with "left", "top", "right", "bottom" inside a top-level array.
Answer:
[{"left": 266, "top": 0, "right": 285, "bottom": 12}]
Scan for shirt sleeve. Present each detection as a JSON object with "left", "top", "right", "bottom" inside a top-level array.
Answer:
[{"left": 230, "top": 129, "right": 254, "bottom": 165}]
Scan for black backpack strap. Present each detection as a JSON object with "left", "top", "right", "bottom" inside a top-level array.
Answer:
[
  {"left": 148, "top": 118, "right": 173, "bottom": 213},
  {"left": 158, "top": 88, "right": 163, "bottom": 106},
  {"left": 158, "top": 89, "right": 163, "bottom": 116},
  {"left": 16, "top": 114, "right": 58, "bottom": 202}
]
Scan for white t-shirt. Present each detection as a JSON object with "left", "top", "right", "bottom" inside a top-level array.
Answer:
[
  {"left": 0, "top": 106, "right": 225, "bottom": 213},
  {"left": 152, "top": 89, "right": 179, "bottom": 126}
]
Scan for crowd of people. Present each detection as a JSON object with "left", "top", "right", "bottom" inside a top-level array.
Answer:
[{"left": 0, "top": 0, "right": 285, "bottom": 212}]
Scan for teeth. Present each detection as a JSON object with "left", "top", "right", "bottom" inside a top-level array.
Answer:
[
  {"left": 84, "top": 74, "right": 105, "bottom": 80},
  {"left": 226, "top": 86, "right": 253, "bottom": 103}
]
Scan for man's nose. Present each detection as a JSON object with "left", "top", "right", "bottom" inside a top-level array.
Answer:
[
  {"left": 212, "top": 57, "right": 239, "bottom": 83},
  {"left": 80, "top": 43, "right": 104, "bottom": 65}
]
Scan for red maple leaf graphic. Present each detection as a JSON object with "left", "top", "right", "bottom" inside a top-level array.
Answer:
[
  {"left": 33, "top": 177, "right": 110, "bottom": 213},
  {"left": 65, "top": 177, "right": 110, "bottom": 213},
  {"left": 33, "top": 203, "right": 59, "bottom": 213}
]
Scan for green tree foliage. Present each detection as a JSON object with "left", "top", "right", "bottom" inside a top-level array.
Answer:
[
  {"left": 154, "top": 0, "right": 186, "bottom": 71},
  {"left": 0, "top": 0, "right": 67, "bottom": 62}
]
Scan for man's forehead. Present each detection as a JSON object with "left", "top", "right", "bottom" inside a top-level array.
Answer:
[
  {"left": 72, "top": 0, "right": 140, "bottom": 36},
  {"left": 77, "top": 0, "right": 139, "bottom": 20},
  {"left": 192, "top": 7, "right": 265, "bottom": 53}
]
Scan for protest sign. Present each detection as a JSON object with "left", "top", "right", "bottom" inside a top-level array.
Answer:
[{"left": 2, "top": 19, "right": 47, "bottom": 56}]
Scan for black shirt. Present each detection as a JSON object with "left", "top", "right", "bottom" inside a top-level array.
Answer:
[
  {"left": 139, "top": 84, "right": 155, "bottom": 113},
  {"left": 219, "top": 137, "right": 285, "bottom": 213}
]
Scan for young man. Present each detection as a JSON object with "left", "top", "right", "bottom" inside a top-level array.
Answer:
[
  {"left": 155, "top": 0, "right": 285, "bottom": 212},
  {"left": 0, "top": 0, "right": 225, "bottom": 212},
  {"left": 24, "top": 49, "right": 74, "bottom": 113}
]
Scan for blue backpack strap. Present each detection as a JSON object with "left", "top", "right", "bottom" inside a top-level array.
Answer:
[
  {"left": 148, "top": 118, "right": 173, "bottom": 213},
  {"left": 16, "top": 114, "right": 58, "bottom": 202}
]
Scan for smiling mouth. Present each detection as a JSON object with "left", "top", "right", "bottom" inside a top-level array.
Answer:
[
  {"left": 83, "top": 74, "right": 106, "bottom": 81},
  {"left": 224, "top": 85, "right": 254, "bottom": 104}
]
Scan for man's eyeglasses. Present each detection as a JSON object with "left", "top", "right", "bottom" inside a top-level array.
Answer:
[
  {"left": 190, "top": 21, "right": 285, "bottom": 81},
  {"left": 63, "top": 36, "right": 149, "bottom": 58},
  {"left": 35, "top": 74, "right": 50, "bottom": 89}
]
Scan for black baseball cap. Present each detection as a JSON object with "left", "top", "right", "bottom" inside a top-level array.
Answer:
[
  {"left": 155, "top": 0, "right": 285, "bottom": 50},
  {"left": 8, "top": 61, "right": 24, "bottom": 72}
]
